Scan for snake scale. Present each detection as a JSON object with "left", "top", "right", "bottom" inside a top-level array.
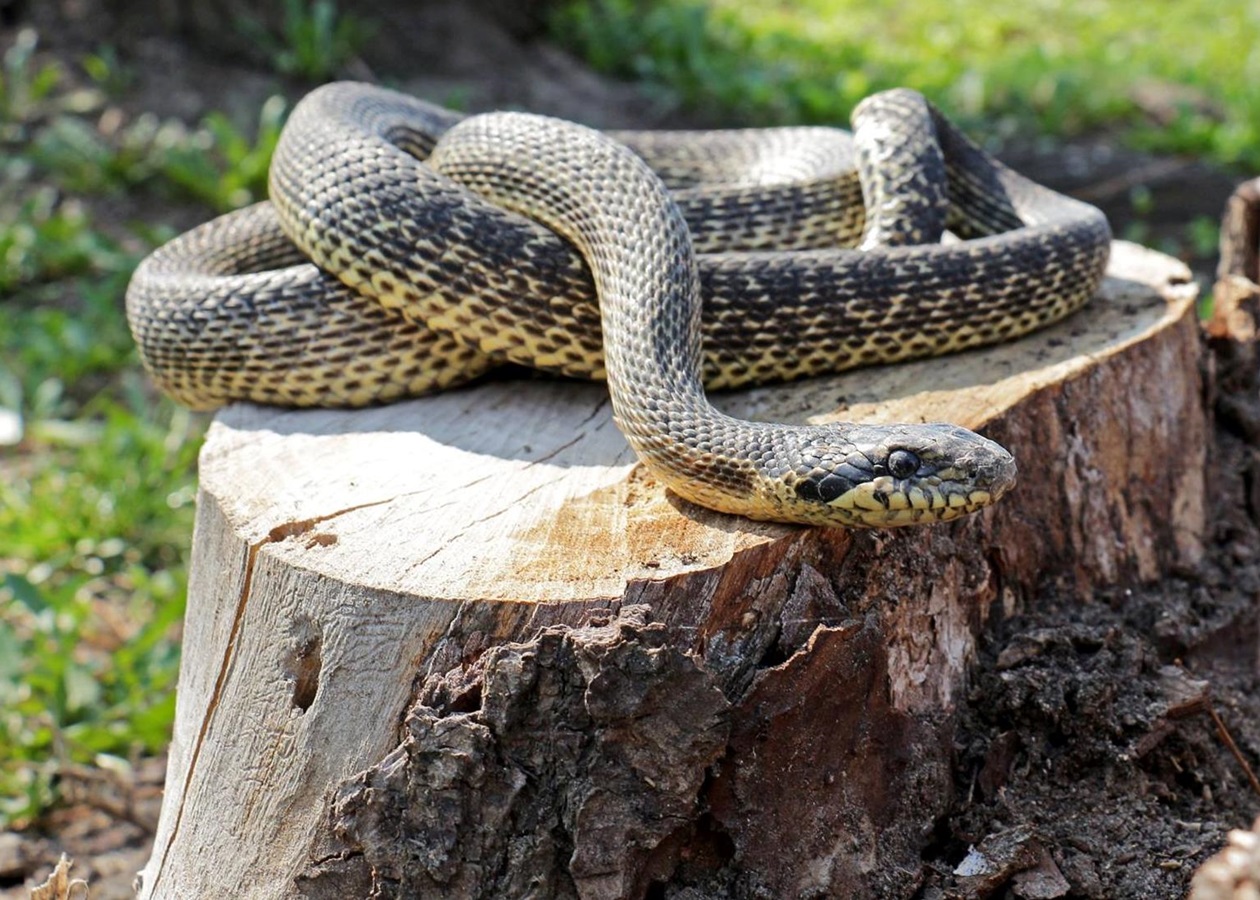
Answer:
[{"left": 126, "top": 82, "right": 1112, "bottom": 528}]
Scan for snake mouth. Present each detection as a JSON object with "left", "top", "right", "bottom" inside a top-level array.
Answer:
[
  {"left": 873, "top": 500, "right": 994, "bottom": 527},
  {"left": 826, "top": 481, "right": 1007, "bottom": 527},
  {"left": 820, "top": 442, "right": 1017, "bottom": 528}
]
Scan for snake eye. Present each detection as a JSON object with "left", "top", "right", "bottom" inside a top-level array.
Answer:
[{"left": 887, "top": 449, "right": 920, "bottom": 479}]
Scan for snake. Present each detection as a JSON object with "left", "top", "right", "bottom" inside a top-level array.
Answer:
[{"left": 125, "top": 82, "right": 1112, "bottom": 528}]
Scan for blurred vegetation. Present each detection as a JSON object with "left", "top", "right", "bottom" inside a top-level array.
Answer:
[
  {"left": 0, "top": 25, "right": 283, "bottom": 825},
  {"left": 237, "top": 0, "right": 374, "bottom": 81},
  {"left": 551, "top": 0, "right": 1260, "bottom": 169},
  {"left": 1, "top": 0, "right": 1252, "bottom": 827}
]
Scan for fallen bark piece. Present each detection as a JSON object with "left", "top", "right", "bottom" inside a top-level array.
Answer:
[
  {"left": 1011, "top": 850, "right": 1071, "bottom": 900},
  {"left": 137, "top": 242, "right": 1204, "bottom": 899},
  {"left": 28, "top": 854, "right": 88, "bottom": 900},
  {"left": 952, "top": 826, "right": 1044, "bottom": 899}
]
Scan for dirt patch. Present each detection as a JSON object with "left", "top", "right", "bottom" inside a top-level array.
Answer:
[
  {"left": 0, "top": 758, "right": 164, "bottom": 900},
  {"left": 924, "top": 524, "right": 1260, "bottom": 897},
  {"left": 912, "top": 319, "right": 1260, "bottom": 898},
  {"left": 3, "top": 2, "right": 1257, "bottom": 898}
]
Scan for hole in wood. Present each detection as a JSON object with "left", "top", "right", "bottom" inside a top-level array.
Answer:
[{"left": 283, "top": 617, "right": 323, "bottom": 713}]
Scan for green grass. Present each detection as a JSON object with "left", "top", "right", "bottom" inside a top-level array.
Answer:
[
  {"left": 0, "top": 404, "right": 198, "bottom": 823},
  {"left": 0, "top": 28, "right": 285, "bottom": 827},
  {"left": 551, "top": 0, "right": 1260, "bottom": 170}
]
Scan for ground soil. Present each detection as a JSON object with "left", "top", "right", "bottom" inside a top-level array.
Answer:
[{"left": 2, "top": 1, "right": 1257, "bottom": 898}]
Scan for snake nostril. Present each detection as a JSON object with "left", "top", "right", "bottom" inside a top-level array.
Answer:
[{"left": 977, "top": 452, "right": 1018, "bottom": 492}]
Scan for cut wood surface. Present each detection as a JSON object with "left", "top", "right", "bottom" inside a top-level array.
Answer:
[{"left": 138, "top": 241, "right": 1204, "bottom": 899}]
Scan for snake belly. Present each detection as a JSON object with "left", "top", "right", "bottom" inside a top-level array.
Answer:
[{"left": 126, "top": 82, "right": 1112, "bottom": 527}]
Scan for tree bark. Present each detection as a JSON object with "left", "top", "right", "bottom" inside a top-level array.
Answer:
[{"left": 136, "top": 241, "right": 1204, "bottom": 900}]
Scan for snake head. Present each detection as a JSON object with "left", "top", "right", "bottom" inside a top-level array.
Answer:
[{"left": 784, "top": 423, "right": 1017, "bottom": 527}]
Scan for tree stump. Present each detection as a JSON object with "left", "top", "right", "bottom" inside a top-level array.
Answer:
[{"left": 136, "top": 241, "right": 1203, "bottom": 900}]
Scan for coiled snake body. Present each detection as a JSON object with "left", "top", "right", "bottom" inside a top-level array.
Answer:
[{"left": 126, "top": 82, "right": 1111, "bottom": 527}]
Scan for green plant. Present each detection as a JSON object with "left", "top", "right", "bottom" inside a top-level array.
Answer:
[
  {"left": 1186, "top": 215, "right": 1221, "bottom": 261},
  {"left": 150, "top": 95, "right": 287, "bottom": 211},
  {"left": 80, "top": 44, "right": 133, "bottom": 98},
  {"left": 0, "top": 188, "right": 131, "bottom": 291},
  {"left": 3, "top": 32, "right": 284, "bottom": 211},
  {"left": 0, "top": 26, "right": 274, "bottom": 828},
  {"left": 0, "top": 176, "right": 142, "bottom": 404},
  {"left": 239, "top": 0, "right": 374, "bottom": 81},
  {"left": 22, "top": 98, "right": 286, "bottom": 211},
  {"left": 550, "top": 0, "right": 826, "bottom": 122},
  {"left": 0, "top": 400, "right": 199, "bottom": 826},
  {"left": 0, "top": 28, "right": 65, "bottom": 128}
]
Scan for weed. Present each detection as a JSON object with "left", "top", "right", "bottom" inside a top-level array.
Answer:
[
  {"left": 151, "top": 95, "right": 287, "bottom": 211},
  {"left": 0, "top": 29, "right": 64, "bottom": 127},
  {"left": 0, "top": 189, "right": 127, "bottom": 292},
  {"left": 80, "top": 44, "right": 132, "bottom": 98},
  {"left": 18, "top": 99, "right": 285, "bottom": 210},
  {"left": 1186, "top": 215, "right": 1221, "bottom": 261},
  {"left": 238, "top": 0, "right": 374, "bottom": 81}
]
